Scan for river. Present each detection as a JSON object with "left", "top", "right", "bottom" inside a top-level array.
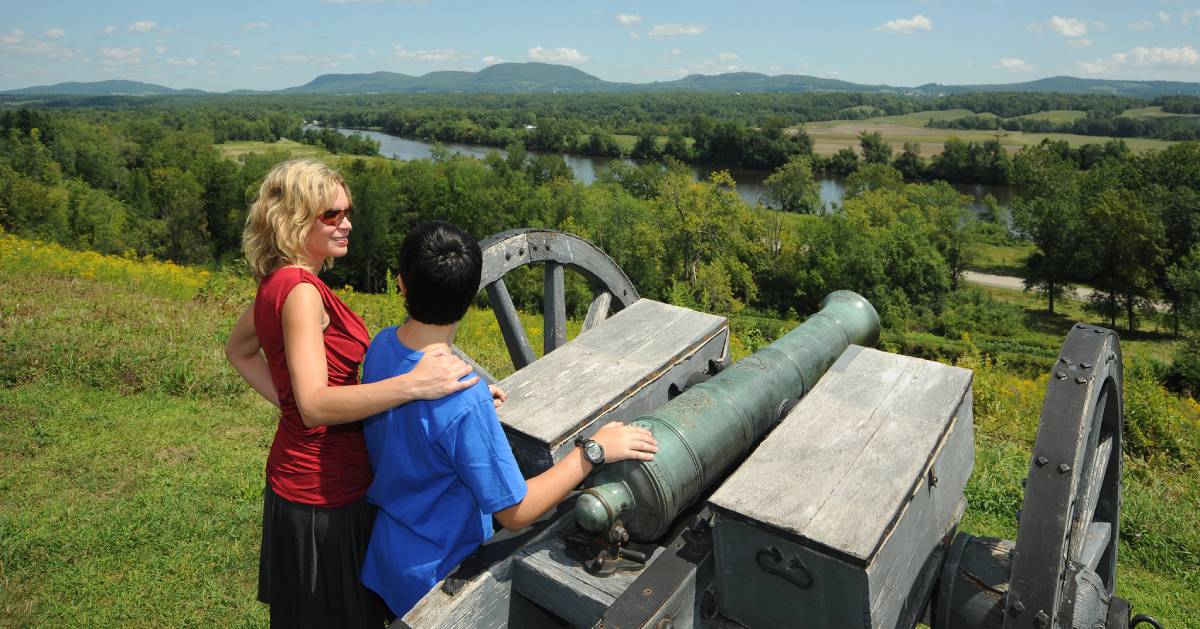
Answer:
[{"left": 324, "top": 127, "right": 1015, "bottom": 214}]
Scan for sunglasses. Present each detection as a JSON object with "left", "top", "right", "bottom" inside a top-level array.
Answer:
[{"left": 317, "top": 206, "right": 353, "bottom": 226}]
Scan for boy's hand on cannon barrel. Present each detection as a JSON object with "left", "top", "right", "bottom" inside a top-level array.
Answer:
[
  {"left": 406, "top": 349, "right": 477, "bottom": 399},
  {"left": 593, "top": 421, "right": 658, "bottom": 463}
]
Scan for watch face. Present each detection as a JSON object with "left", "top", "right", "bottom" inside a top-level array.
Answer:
[{"left": 585, "top": 441, "right": 604, "bottom": 463}]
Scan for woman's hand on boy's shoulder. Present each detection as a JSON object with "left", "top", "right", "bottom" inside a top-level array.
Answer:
[
  {"left": 592, "top": 421, "right": 658, "bottom": 463},
  {"left": 405, "top": 349, "right": 476, "bottom": 400}
]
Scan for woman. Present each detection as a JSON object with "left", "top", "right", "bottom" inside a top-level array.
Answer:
[{"left": 225, "top": 159, "right": 491, "bottom": 627}]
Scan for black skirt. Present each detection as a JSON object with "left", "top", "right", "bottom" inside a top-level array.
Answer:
[{"left": 258, "top": 485, "right": 391, "bottom": 628}]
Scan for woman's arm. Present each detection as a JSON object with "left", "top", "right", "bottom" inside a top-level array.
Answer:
[
  {"left": 225, "top": 305, "right": 280, "bottom": 407},
  {"left": 282, "top": 283, "right": 477, "bottom": 428}
]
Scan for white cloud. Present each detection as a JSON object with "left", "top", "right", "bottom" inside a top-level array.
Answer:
[
  {"left": 1078, "top": 45, "right": 1200, "bottom": 77},
  {"left": 1, "top": 29, "right": 73, "bottom": 59},
  {"left": 1158, "top": 12, "right": 1171, "bottom": 25},
  {"left": 629, "top": 31, "right": 640, "bottom": 40},
  {"left": 995, "top": 57, "right": 1035, "bottom": 72},
  {"left": 1184, "top": 10, "right": 1200, "bottom": 27},
  {"left": 1129, "top": 20, "right": 1154, "bottom": 32},
  {"left": 1049, "top": 16, "right": 1088, "bottom": 37},
  {"left": 616, "top": 13, "right": 642, "bottom": 27},
  {"left": 241, "top": 21, "right": 271, "bottom": 30},
  {"left": 280, "top": 53, "right": 311, "bottom": 63},
  {"left": 1026, "top": 22, "right": 1044, "bottom": 35},
  {"left": 128, "top": 21, "right": 158, "bottom": 33},
  {"left": 670, "top": 47, "right": 682, "bottom": 57},
  {"left": 874, "top": 14, "right": 932, "bottom": 34},
  {"left": 155, "top": 45, "right": 167, "bottom": 54},
  {"left": 213, "top": 44, "right": 241, "bottom": 57},
  {"left": 44, "top": 28, "right": 64, "bottom": 39},
  {"left": 649, "top": 23, "right": 707, "bottom": 37},
  {"left": 718, "top": 52, "right": 738, "bottom": 61},
  {"left": 393, "top": 45, "right": 470, "bottom": 61},
  {"left": 101, "top": 47, "right": 145, "bottom": 64},
  {"left": 1067, "top": 38, "right": 1093, "bottom": 48},
  {"left": 528, "top": 46, "right": 590, "bottom": 63},
  {"left": 103, "top": 25, "right": 118, "bottom": 34},
  {"left": 482, "top": 55, "right": 503, "bottom": 65},
  {"left": 167, "top": 57, "right": 198, "bottom": 66}
]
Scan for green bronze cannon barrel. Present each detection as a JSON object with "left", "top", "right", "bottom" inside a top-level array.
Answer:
[{"left": 576, "top": 290, "right": 881, "bottom": 542}]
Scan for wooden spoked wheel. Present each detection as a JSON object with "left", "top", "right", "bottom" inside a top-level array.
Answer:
[
  {"left": 1004, "top": 323, "right": 1123, "bottom": 629},
  {"left": 452, "top": 229, "right": 640, "bottom": 383}
]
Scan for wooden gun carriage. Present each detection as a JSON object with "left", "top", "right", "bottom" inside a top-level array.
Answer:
[{"left": 401, "top": 229, "right": 1160, "bottom": 629}]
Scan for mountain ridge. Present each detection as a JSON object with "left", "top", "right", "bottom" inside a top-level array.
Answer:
[{"left": 6, "top": 63, "right": 1200, "bottom": 98}]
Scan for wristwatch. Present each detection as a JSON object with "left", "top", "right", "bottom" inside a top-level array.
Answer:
[{"left": 575, "top": 435, "right": 605, "bottom": 466}]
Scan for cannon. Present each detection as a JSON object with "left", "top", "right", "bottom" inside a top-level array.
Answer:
[{"left": 403, "top": 229, "right": 1159, "bottom": 629}]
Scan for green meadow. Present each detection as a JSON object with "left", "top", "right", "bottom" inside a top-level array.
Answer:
[{"left": 1, "top": 234, "right": 1197, "bottom": 626}]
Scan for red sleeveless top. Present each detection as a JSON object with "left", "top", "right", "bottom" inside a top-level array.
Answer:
[{"left": 254, "top": 267, "right": 373, "bottom": 507}]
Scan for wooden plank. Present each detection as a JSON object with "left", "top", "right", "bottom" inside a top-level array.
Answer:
[
  {"left": 497, "top": 299, "right": 725, "bottom": 446},
  {"left": 708, "top": 346, "right": 972, "bottom": 563},
  {"left": 512, "top": 533, "right": 663, "bottom": 628}
]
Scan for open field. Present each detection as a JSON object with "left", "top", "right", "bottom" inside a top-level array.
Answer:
[
  {"left": 1018, "top": 109, "right": 1087, "bottom": 123},
  {"left": 216, "top": 139, "right": 332, "bottom": 160},
  {"left": 1121, "top": 106, "right": 1200, "bottom": 119},
  {"left": 2, "top": 235, "right": 1196, "bottom": 626},
  {"left": 802, "top": 110, "right": 1177, "bottom": 157}
]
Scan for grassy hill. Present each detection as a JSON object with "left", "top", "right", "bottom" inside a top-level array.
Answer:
[{"left": 1, "top": 233, "right": 1196, "bottom": 626}]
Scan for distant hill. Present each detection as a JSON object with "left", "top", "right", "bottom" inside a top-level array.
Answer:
[
  {"left": 914, "top": 75, "right": 1200, "bottom": 98},
  {"left": 282, "top": 62, "right": 612, "bottom": 94},
  {"left": 2, "top": 80, "right": 204, "bottom": 96},
  {"left": 6, "top": 65, "right": 1200, "bottom": 98}
]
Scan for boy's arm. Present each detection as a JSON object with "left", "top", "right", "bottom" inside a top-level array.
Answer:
[{"left": 493, "top": 421, "right": 657, "bottom": 531}]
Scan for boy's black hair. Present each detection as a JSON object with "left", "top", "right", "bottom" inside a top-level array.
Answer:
[{"left": 397, "top": 221, "right": 482, "bottom": 325}]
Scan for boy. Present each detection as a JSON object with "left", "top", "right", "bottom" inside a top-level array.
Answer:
[{"left": 360, "top": 220, "right": 658, "bottom": 617}]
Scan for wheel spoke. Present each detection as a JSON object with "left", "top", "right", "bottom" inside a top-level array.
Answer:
[
  {"left": 582, "top": 290, "right": 612, "bottom": 333},
  {"left": 1079, "top": 433, "right": 1114, "bottom": 528},
  {"left": 486, "top": 278, "right": 536, "bottom": 370},
  {"left": 543, "top": 262, "right": 567, "bottom": 354},
  {"left": 1080, "top": 522, "right": 1112, "bottom": 572}
]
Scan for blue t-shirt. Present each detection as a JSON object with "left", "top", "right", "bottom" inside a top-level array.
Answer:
[{"left": 360, "top": 326, "right": 528, "bottom": 617}]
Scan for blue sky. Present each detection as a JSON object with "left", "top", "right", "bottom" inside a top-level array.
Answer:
[{"left": 4, "top": 1, "right": 1200, "bottom": 91}]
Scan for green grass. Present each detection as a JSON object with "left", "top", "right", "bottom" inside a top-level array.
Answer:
[
  {"left": 969, "top": 242, "right": 1034, "bottom": 277},
  {"left": 2, "top": 235, "right": 1197, "bottom": 626},
  {"left": 1121, "top": 106, "right": 1200, "bottom": 119},
  {"left": 216, "top": 139, "right": 331, "bottom": 160}
]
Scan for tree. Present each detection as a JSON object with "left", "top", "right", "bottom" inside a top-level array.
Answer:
[
  {"left": 844, "top": 163, "right": 904, "bottom": 198},
  {"left": 859, "top": 131, "right": 892, "bottom": 165},
  {"left": 826, "top": 147, "right": 860, "bottom": 176},
  {"left": 762, "top": 155, "right": 820, "bottom": 213},
  {"left": 892, "top": 141, "right": 926, "bottom": 179},
  {"left": 1010, "top": 144, "right": 1084, "bottom": 314},
  {"left": 1081, "top": 189, "right": 1165, "bottom": 331},
  {"left": 631, "top": 130, "right": 660, "bottom": 160}
]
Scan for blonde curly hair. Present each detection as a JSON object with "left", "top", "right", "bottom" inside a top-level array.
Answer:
[{"left": 242, "top": 159, "right": 352, "bottom": 280}]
